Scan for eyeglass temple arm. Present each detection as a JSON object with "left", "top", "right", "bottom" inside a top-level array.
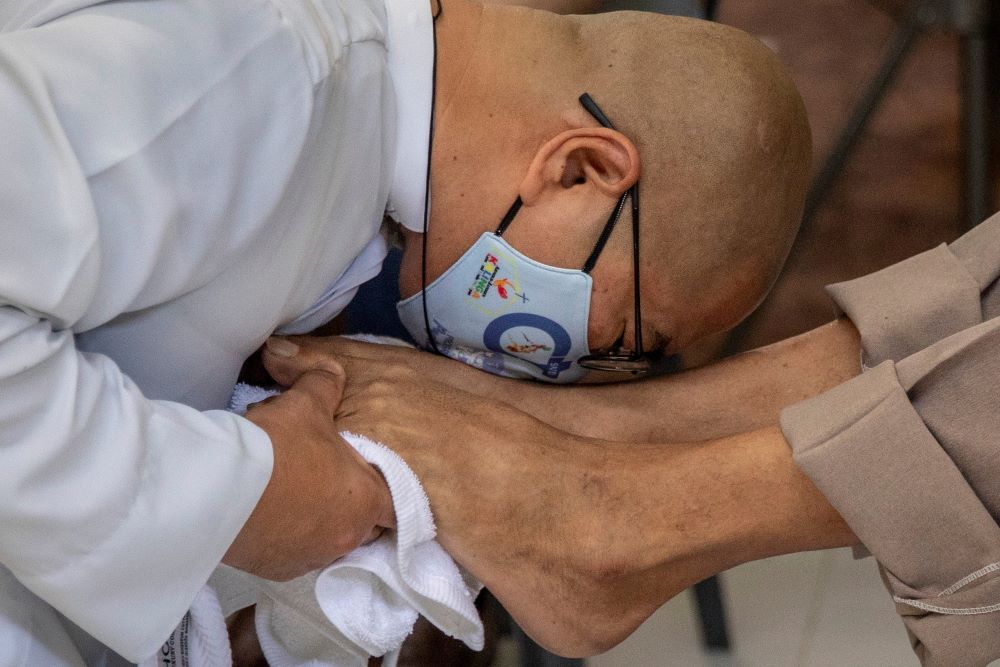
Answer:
[
  {"left": 632, "top": 181, "right": 643, "bottom": 355},
  {"left": 579, "top": 93, "right": 616, "bottom": 130},
  {"left": 579, "top": 93, "right": 645, "bottom": 357}
]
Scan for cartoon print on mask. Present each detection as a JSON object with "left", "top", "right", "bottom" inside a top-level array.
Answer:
[
  {"left": 483, "top": 313, "right": 575, "bottom": 379},
  {"left": 397, "top": 232, "right": 591, "bottom": 383},
  {"left": 504, "top": 332, "right": 552, "bottom": 355},
  {"left": 465, "top": 248, "right": 526, "bottom": 316}
]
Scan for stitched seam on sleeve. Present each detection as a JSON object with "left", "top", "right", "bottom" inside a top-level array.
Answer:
[
  {"left": 939, "top": 562, "right": 1000, "bottom": 596},
  {"left": 892, "top": 562, "right": 1000, "bottom": 615},
  {"left": 892, "top": 598, "right": 1000, "bottom": 616}
]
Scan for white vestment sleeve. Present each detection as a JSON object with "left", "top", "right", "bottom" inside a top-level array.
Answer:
[
  {"left": 0, "top": 309, "right": 273, "bottom": 661},
  {"left": 0, "top": 0, "right": 317, "bottom": 660}
]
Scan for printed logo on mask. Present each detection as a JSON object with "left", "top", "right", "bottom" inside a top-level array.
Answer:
[
  {"left": 466, "top": 253, "right": 500, "bottom": 299},
  {"left": 397, "top": 231, "right": 591, "bottom": 383},
  {"left": 503, "top": 332, "right": 552, "bottom": 355},
  {"left": 465, "top": 250, "right": 528, "bottom": 316},
  {"left": 484, "top": 313, "right": 573, "bottom": 379}
]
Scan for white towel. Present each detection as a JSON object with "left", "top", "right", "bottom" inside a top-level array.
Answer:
[
  {"left": 138, "top": 586, "right": 232, "bottom": 667},
  {"left": 215, "top": 336, "right": 484, "bottom": 666}
]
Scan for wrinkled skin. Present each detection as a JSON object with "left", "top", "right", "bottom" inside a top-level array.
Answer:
[{"left": 262, "top": 337, "right": 725, "bottom": 655}]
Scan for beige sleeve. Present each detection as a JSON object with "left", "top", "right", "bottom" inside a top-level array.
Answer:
[
  {"left": 824, "top": 211, "right": 1000, "bottom": 366},
  {"left": 779, "top": 212, "right": 1000, "bottom": 667}
]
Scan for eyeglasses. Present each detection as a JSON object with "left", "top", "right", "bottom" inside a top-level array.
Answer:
[{"left": 575, "top": 93, "right": 659, "bottom": 375}]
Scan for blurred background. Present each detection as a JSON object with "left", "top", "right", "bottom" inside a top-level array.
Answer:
[{"left": 689, "top": 0, "right": 983, "bottom": 358}]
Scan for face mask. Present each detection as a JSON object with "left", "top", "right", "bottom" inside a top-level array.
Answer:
[
  {"left": 399, "top": 82, "right": 644, "bottom": 382},
  {"left": 397, "top": 214, "right": 594, "bottom": 383}
]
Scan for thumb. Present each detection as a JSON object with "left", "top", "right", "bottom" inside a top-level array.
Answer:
[
  {"left": 263, "top": 336, "right": 342, "bottom": 386},
  {"left": 287, "top": 365, "right": 347, "bottom": 421}
]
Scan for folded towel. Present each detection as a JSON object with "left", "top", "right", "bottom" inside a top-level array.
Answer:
[
  {"left": 138, "top": 585, "right": 231, "bottom": 667},
  {"left": 218, "top": 338, "right": 483, "bottom": 666}
]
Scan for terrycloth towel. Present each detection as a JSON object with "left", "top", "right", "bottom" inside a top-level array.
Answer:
[
  {"left": 138, "top": 586, "right": 231, "bottom": 667},
  {"left": 222, "top": 338, "right": 484, "bottom": 666}
]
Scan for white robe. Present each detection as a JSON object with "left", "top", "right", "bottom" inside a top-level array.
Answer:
[{"left": 0, "top": 0, "right": 431, "bottom": 661}]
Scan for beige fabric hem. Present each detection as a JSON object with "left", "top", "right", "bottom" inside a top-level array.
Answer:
[
  {"left": 781, "top": 320, "right": 1000, "bottom": 667},
  {"left": 825, "top": 210, "right": 1000, "bottom": 367}
]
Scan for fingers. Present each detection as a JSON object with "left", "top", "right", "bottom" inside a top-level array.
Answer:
[
  {"left": 263, "top": 337, "right": 348, "bottom": 386},
  {"left": 285, "top": 366, "right": 346, "bottom": 421},
  {"left": 263, "top": 337, "right": 402, "bottom": 399},
  {"left": 313, "top": 335, "right": 413, "bottom": 360},
  {"left": 247, "top": 394, "right": 280, "bottom": 409}
]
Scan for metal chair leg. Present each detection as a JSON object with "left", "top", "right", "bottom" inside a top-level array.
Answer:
[
  {"left": 960, "top": 30, "right": 993, "bottom": 229},
  {"left": 693, "top": 576, "right": 731, "bottom": 651}
]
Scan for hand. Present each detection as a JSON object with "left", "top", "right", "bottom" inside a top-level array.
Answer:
[
  {"left": 258, "top": 335, "right": 857, "bottom": 658},
  {"left": 274, "top": 335, "right": 510, "bottom": 396},
  {"left": 258, "top": 335, "right": 605, "bottom": 436},
  {"left": 224, "top": 363, "right": 395, "bottom": 581},
  {"left": 261, "top": 336, "right": 643, "bottom": 655},
  {"left": 259, "top": 336, "right": 568, "bottom": 551}
]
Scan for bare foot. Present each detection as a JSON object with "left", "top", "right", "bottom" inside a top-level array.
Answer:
[
  {"left": 261, "top": 337, "right": 854, "bottom": 657},
  {"left": 263, "top": 341, "right": 703, "bottom": 656}
]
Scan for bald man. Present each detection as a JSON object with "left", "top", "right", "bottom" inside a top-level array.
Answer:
[
  {"left": 268, "top": 214, "right": 1000, "bottom": 665},
  {"left": 406, "top": 0, "right": 806, "bottom": 363},
  {"left": 0, "top": 0, "right": 809, "bottom": 661},
  {"left": 227, "top": 3, "right": 997, "bottom": 665}
]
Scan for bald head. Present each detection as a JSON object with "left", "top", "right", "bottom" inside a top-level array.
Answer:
[
  {"left": 399, "top": 0, "right": 810, "bottom": 355},
  {"left": 575, "top": 11, "right": 811, "bottom": 345}
]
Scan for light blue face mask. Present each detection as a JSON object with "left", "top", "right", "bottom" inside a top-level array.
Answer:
[
  {"left": 397, "top": 213, "right": 594, "bottom": 382},
  {"left": 398, "top": 91, "right": 650, "bottom": 382}
]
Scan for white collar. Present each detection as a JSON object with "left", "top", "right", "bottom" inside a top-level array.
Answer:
[{"left": 384, "top": 0, "right": 434, "bottom": 233}]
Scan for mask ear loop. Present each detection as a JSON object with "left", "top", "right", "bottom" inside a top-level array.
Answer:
[
  {"left": 494, "top": 197, "right": 522, "bottom": 236},
  {"left": 420, "top": 0, "right": 444, "bottom": 355},
  {"left": 630, "top": 181, "right": 642, "bottom": 355},
  {"left": 581, "top": 191, "right": 628, "bottom": 274}
]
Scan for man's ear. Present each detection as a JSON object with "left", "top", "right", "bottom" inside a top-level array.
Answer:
[{"left": 519, "top": 127, "right": 640, "bottom": 204}]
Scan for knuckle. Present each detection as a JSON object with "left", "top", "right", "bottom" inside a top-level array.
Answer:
[
  {"left": 318, "top": 358, "right": 346, "bottom": 377},
  {"left": 383, "top": 364, "right": 414, "bottom": 383},
  {"left": 281, "top": 388, "right": 317, "bottom": 416},
  {"left": 368, "top": 379, "right": 393, "bottom": 398},
  {"left": 367, "top": 395, "right": 389, "bottom": 415}
]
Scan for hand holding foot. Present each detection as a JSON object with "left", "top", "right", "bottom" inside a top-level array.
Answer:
[
  {"left": 226, "top": 358, "right": 395, "bottom": 581},
  {"left": 262, "top": 337, "right": 693, "bottom": 654},
  {"left": 262, "top": 336, "right": 856, "bottom": 657}
]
